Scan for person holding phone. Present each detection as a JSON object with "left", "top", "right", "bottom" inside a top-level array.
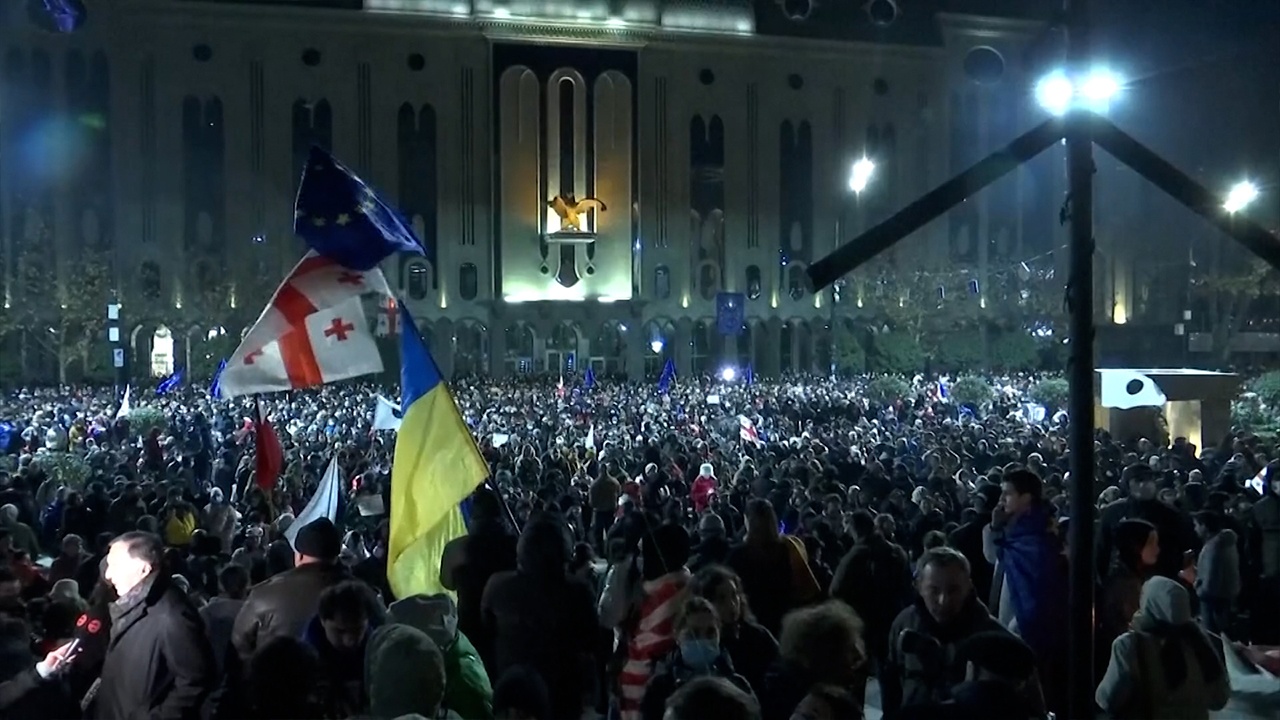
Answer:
[{"left": 0, "top": 640, "right": 79, "bottom": 710}]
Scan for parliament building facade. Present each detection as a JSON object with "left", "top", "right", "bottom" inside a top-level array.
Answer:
[{"left": 1, "top": 0, "right": 1083, "bottom": 381}]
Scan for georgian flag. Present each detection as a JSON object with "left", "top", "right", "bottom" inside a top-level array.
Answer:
[
  {"left": 739, "top": 415, "right": 762, "bottom": 446},
  {"left": 217, "top": 251, "right": 391, "bottom": 399}
]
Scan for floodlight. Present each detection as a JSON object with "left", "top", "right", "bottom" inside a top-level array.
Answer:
[
  {"left": 720, "top": 367, "right": 737, "bottom": 382},
  {"left": 849, "top": 157, "right": 875, "bottom": 194},
  {"left": 650, "top": 339, "right": 664, "bottom": 354},
  {"left": 1034, "top": 72, "right": 1074, "bottom": 116},
  {"left": 1223, "top": 181, "right": 1259, "bottom": 214}
]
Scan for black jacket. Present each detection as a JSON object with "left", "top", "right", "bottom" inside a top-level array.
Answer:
[
  {"left": 231, "top": 561, "right": 350, "bottom": 661},
  {"left": 93, "top": 576, "right": 216, "bottom": 720}
]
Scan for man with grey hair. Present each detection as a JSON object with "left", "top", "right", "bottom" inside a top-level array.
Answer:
[{"left": 0, "top": 504, "right": 39, "bottom": 559}]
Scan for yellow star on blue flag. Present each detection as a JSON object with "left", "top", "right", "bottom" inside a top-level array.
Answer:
[{"left": 294, "top": 146, "right": 425, "bottom": 271}]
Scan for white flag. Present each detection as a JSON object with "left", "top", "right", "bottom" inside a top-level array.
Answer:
[
  {"left": 286, "top": 455, "right": 343, "bottom": 549},
  {"left": 114, "top": 386, "right": 132, "bottom": 421},
  {"left": 1099, "top": 370, "right": 1167, "bottom": 410},
  {"left": 218, "top": 251, "right": 391, "bottom": 399},
  {"left": 373, "top": 395, "right": 402, "bottom": 432}
]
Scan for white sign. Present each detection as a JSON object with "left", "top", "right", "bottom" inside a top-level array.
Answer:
[{"left": 112, "top": 348, "right": 125, "bottom": 368}]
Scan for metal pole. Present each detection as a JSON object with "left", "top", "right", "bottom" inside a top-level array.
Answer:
[{"left": 1064, "top": 0, "right": 1097, "bottom": 717}]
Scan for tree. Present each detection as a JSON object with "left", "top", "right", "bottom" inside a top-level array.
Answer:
[
  {"left": 1191, "top": 239, "right": 1276, "bottom": 362},
  {"left": 832, "top": 327, "right": 866, "bottom": 375},
  {"left": 0, "top": 247, "right": 114, "bottom": 384}
]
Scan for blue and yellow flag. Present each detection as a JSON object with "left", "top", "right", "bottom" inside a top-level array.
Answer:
[{"left": 388, "top": 304, "right": 489, "bottom": 599}]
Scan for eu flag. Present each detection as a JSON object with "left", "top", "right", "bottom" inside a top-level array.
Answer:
[
  {"left": 716, "top": 292, "right": 746, "bottom": 336},
  {"left": 294, "top": 146, "right": 424, "bottom": 271},
  {"left": 156, "top": 368, "right": 184, "bottom": 395},
  {"left": 657, "top": 358, "right": 676, "bottom": 393},
  {"left": 209, "top": 359, "right": 228, "bottom": 399},
  {"left": 584, "top": 366, "right": 596, "bottom": 390}
]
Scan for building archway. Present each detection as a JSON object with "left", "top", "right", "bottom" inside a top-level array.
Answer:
[
  {"left": 151, "top": 325, "right": 175, "bottom": 377},
  {"left": 454, "top": 320, "right": 488, "bottom": 376}
]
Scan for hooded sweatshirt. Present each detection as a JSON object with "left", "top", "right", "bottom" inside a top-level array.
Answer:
[
  {"left": 690, "top": 464, "right": 717, "bottom": 514},
  {"left": 1096, "top": 576, "right": 1230, "bottom": 719}
]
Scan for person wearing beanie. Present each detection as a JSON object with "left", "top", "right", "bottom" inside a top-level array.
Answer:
[
  {"left": 231, "top": 517, "right": 351, "bottom": 663},
  {"left": 365, "top": 624, "right": 455, "bottom": 719},
  {"left": 691, "top": 464, "right": 717, "bottom": 515},
  {"left": 389, "top": 594, "right": 493, "bottom": 720}
]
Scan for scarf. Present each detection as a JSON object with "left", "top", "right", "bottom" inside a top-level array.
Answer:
[{"left": 996, "top": 505, "right": 1066, "bottom": 658}]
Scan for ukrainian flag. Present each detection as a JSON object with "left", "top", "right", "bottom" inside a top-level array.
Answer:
[{"left": 388, "top": 304, "right": 489, "bottom": 599}]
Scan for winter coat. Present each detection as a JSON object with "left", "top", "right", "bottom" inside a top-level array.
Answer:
[
  {"left": 1195, "top": 529, "right": 1240, "bottom": 602},
  {"left": 1096, "top": 576, "right": 1230, "bottom": 720},
  {"left": 690, "top": 476, "right": 716, "bottom": 514},
  {"left": 1253, "top": 493, "right": 1280, "bottom": 577},
  {"left": 231, "top": 561, "right": 351, "bottom": 661},
  {"left": 92, "top": 576, "right": 216, "bottom": 720}
]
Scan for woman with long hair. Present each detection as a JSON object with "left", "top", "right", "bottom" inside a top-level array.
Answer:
[
  {"left": 1099, "top": 519, "right": 1160, "bottom": 658},
  {"left": 687, "top": 565, "right": 779, "bottom": 695}
]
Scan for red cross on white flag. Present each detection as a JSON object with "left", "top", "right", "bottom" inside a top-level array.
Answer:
[{"left": 218, "top": 251, "right": 391, "bottom": 399}]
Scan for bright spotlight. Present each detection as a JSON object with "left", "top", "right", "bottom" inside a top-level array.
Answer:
[
  {"left": 649, "top": 339, "right": 664, "bottom": 354},
  {"left": 849, "top": 157, "right": 875, "bottom": 194},
  {"left": 1224, "top": 181, "right": 1260, "bottom": 214},
  {"left": 1034, "top": 72, "right": 1074, "bottom": 116},
  {"left": 1080, "top": 69, "right": 1122, "bottom": 104},
  {"left": 1035, "top": 68, "right": 1123, "bottom": 116},
  {"left": 720, "top": 367, "right": 737, "bottom": 382}
]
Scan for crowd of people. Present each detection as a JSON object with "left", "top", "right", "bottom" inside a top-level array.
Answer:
[{"left": 0, "top": 373, "right": 1276, "bottom": 720}]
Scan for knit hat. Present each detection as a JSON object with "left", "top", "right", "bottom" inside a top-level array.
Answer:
[
  {"left": 365, "top": 624, "right": 446, "bottom": 719},
  {"left": 293, "top": 518, "right": 341, "bottom": 560},
  {"left": 699, "top": 463, "right": 715, "bottom": 478},
  {"left": 388, "top": 594, "right": 459, "bottom": 650}
]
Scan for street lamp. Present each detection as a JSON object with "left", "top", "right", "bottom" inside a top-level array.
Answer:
[
  {"left": 1035, "top": 68, "right": 1123, "bottom": 115},
  {"left": 649, "top": 339, "right": 664, "bottom": 354},
  {"left": 1223, "top": 181, "right": 1259, "bottom": 214},
  {"left": 849, "top": 157, "right": 875, "bottom": 194},
  {"left": 719, "top": 366, "right": 737, "bottom": 382}
]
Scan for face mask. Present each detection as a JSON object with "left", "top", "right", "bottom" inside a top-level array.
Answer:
[{"left": 680, "top": 639, "right": 719, "bottom": 671}]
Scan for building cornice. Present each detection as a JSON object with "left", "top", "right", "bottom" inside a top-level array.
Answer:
[{"left": 113, "top": 0, "right": 952, "bottom": 63}]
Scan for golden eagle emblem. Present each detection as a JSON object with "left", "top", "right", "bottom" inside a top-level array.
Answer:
[{"left": 548, "top": 194, "right": 607, "bottom": 232}]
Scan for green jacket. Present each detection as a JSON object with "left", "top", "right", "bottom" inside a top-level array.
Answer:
[{"left": 443, "top": 631, "right": 493, "bottom": 720}]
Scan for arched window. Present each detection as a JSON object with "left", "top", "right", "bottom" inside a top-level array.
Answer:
[
  {"left": 407, "top": 262, "right": 430, "bottom": 300},
  {"left": 788, "top": 265, "right": 806, "bottom": 301},
  {"left": 140, "top": 261, "right": 161, "bottom": 300},
  {"left": 458, "top": 263, "right": 478, "bottom": 301},
  {"left": 746, "top": 265, "right": 762, "bottom": 300},
  {"left": 654, "top": 265, "right": 671, "bottom": 299},
  {"left": 698, "top": 262, "right": 718, "bottom": 300}
]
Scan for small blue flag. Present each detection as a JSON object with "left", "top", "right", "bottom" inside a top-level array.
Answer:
[
  {"left": 657, "top": 358, "right": 676, "bottom": 393},
  {"left": 209, "top": 359, "right": 228, "bottom": 399},
  {"left": 584, "top": 366, "right": 596, "bottom": 390},
  {"left": 0, "top": 422, "right": 15, "bottom": 453},
  {"left": 294, "top": 146, "right": 424, "bottom": 271},
  {"left": 745, "top": 364, "right": 755, "bottom": 386},
  {"left": 715, "top": 292, "right": 746, "bottom": 336},
  {"left": 156, "top": 368, "right": 184, "bottom": 395}
]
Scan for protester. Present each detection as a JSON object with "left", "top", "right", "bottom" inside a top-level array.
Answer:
[{"left": 93, "top": 531, "right": 215, "bottom": 719}]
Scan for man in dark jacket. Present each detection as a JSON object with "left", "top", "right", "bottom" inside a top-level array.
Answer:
[
  {"left": 1096, "top": 463, "right": 1194, "bottom": 580},
  {"left": 830, "top": 509, "right": 914, "bottom": 679},
  {"left": 441, "top": 488, "right": 516, "bottom": 667},
  {"left": 94, "top": 531, "right": 215, "bottom": 719},
  {"left": 231, "top": 517, "right": 350, "bottom": 661}
]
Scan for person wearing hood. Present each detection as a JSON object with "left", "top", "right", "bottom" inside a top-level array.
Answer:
[
  {"left": 441, "top": 488, "right": 517, "bottom": 668},
  {"left": 1096, "top": 576, "right": 1230, "bottom": 719},
  {"left": 0, "top": 505, "right": 38, "bottom": 560},
  {"left": 691, "top": 464, "right": 717, "bottom": 515},
  {"left": 482, "top": 517, "right": 598, "bottom": 719},
  {"left": 1185, "top": 510, "right": 1240, "bottom": 635},
  {"left": 363, "top": 624, "right": 456, "bottom": 719},
  {"left": 389, "top": 593, "right": 493, "bottom": 720},
  {"left": 688, "top": 514, "right": 731, "bottom": 572}
]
